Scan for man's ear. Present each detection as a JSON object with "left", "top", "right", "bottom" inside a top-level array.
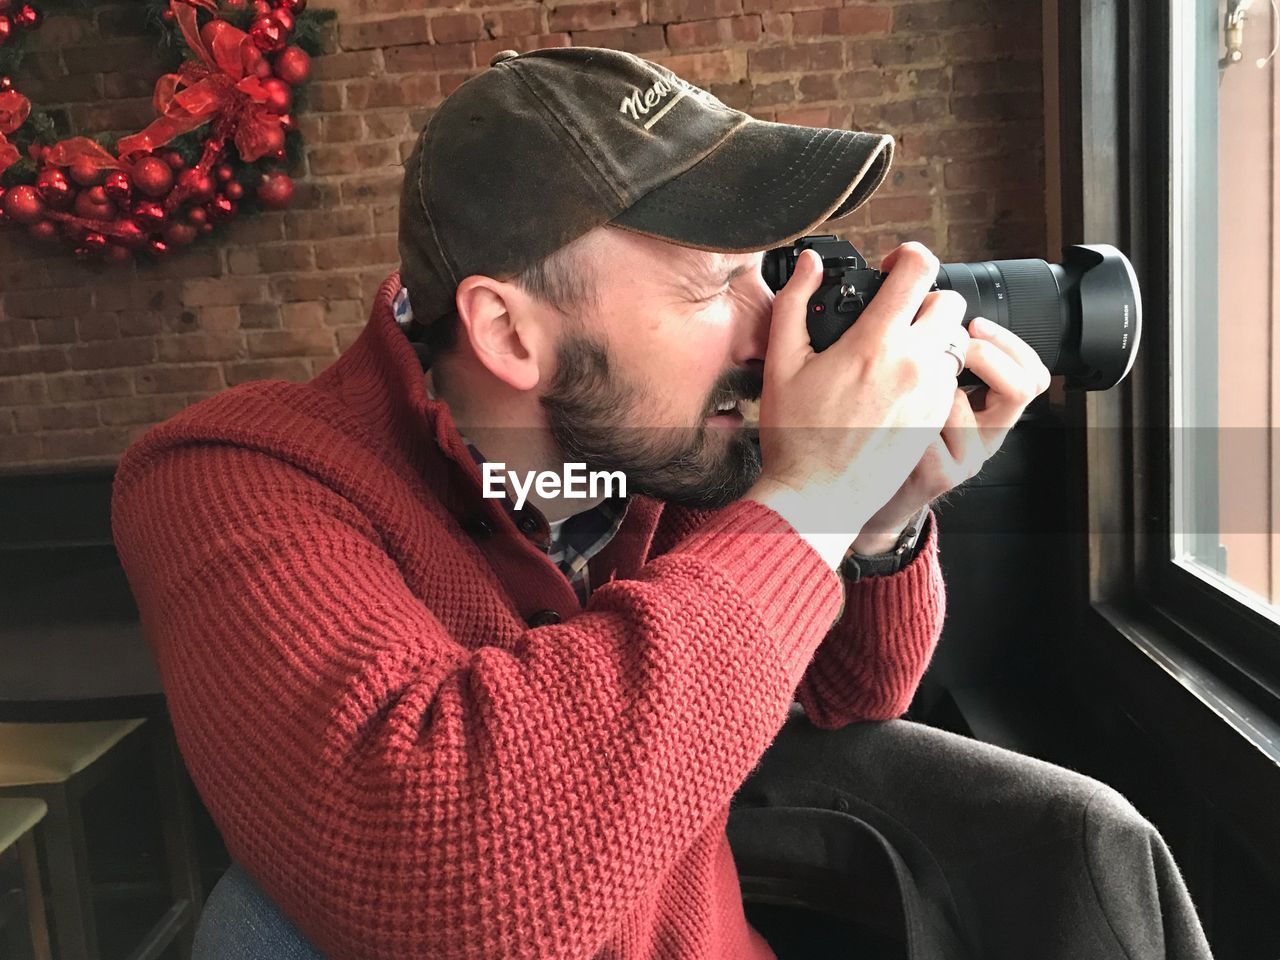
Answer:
[{"left": 453, "top": 276, "right": 542, "bottom": 392}]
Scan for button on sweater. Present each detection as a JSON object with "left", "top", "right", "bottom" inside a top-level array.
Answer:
[{"left": 110, "top": 271, "right": 946, "bottom": 960}]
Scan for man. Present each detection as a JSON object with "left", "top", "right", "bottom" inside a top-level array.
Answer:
[{"left": 113, "top": 48, "right": 1209, "bottom": 960}]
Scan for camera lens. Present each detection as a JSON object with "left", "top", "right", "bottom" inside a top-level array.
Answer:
[{"left": 937, "top": 244, "right": 1142, "bottom": 390}]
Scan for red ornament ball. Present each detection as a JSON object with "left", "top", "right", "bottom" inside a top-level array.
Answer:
[
  {"left": 13, "top": 4, "right": 40, "bottom": 29},
  {"left": 186, "top": 206, "right": 208, "bottom": 226},
  {"left": 82, "top": 231, "right": 107, "bottom": 254},
  {"left": 161, "top": 8, "right": 174, "bottom": 24},
  {"left": 224, "top": 181, "right": 245, "bottom": 201},
  {"left": 215, "top": 164, "right": 234, "bottom": 183},
  {"left": 0, "top": 76, "right": 13, "bottom": 93},
  {"left": 103, "top": 170, "right": 132, "bottom": 202},
  {"left": 159, "top": 148, "right": 186, "bottom": 171},
  {"left": 0, "top": 16, "right": 13, "bottom": 45},
  {"left": 132, "top": 156, "right": 174, "bottom": 198},
  {"left": 277, "top": 113, "right": 295, "bottom": 133},
  {"left": 28, "top": 220, "right": 58, "bottom": 243},
  {"left": 261, "top": 77, "right": 292, "bottom": 114},
  {"left": 256, "top": 172, "right": 293, "bottom": 209},
  {"left": 132, "top": 200, "right": 166, "bottom": 229},
  {"left": 35, "top": 168, "right": 73, "bottom": 209},
  {"left": 252, "top": 0, "right": 271, "bottom": 15},
  {"left": 279, "top": 0, "right": 306, "bottom": 12},
  {"left": 199, "top": 222, "right": 213, "bottom": 235},
  {"left": 3, "top": 186, "right": 42, "bottom": 223},
  {"left": 74, "top": 186, "right": 115, "bottom": 221},
  {"left": 147, "top": 238, "right": 169, "bottom": 258},
  {"left": 250, "top": 16, "right": 287, "bottom": 53},
  {"left": 178, "top": 168, "right": 216, "bottom": 203},
  {"left": 207, "top": 196, "right": 237, "bottom": 222},
  {"left": 69, "top": 160, "right": 104, "bottom": 187},
  {"left": 271, "top": 8, "right": 294, "bottom": 34},
  {"left": 112, "top": 218, "right": 148, "bottom": 249},
  {"left": 163, "top": 222, "right": 198, "bottom": 247},
  {"left": 273, "top": 46, "right": 310, "bottom": 86},
  {"left": 260, "top": 124, "right": 286, "bottom": 156}
]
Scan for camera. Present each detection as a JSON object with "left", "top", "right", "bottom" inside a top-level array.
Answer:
[{"left": 760, "top": 235, "right": 1143, "bottom": 391}]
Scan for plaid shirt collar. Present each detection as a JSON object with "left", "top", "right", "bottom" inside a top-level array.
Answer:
[{"left": 401, "top": 287, "right": 629, "bottom": 603}]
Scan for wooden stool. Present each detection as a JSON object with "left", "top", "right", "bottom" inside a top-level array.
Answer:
[
  {"left": 0, "top": 797, "right": 52, "bottom": 960},
  {"left": 0, "top": 721, "right": 201, "bottom": 960}
]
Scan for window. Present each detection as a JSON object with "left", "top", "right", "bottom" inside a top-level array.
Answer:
[{"left": 1169, "top": 0, "right": 1280, "bottom": 619}]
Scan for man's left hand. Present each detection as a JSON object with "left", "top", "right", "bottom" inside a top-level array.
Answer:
[{"left": 849, "top": 316, "right": 1052, "bottom": 555}]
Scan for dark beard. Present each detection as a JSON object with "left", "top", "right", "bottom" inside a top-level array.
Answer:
[{"left": 540, "top": 335, "right": 763, "bottom": 510}]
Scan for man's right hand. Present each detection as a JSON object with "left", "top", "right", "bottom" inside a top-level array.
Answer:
[{"left": 745, "top": 242, "right": 969, "bottom": 570}]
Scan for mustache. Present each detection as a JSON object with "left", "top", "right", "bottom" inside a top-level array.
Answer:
[{"left": 706, "top": 366, "right": 764, "bottom": 414}]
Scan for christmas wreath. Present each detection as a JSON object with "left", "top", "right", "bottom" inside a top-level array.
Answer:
[{"left": 0, "top": 0, "right": 332, "bottom": 263}]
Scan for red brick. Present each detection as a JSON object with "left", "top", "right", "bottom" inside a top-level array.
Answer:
[
  {"left": 340, "top": 15, "right": 430, "bottom": 51},
  {"left": 135, "top": 365, "right": 226, "bottom": 395},
  {"left": 748, "top": 40, "right": 843, "bottom": 74},
  {"left": 0, "top": 434, "right": 45, "bottom": 464},
  {"left": 225, "top": 359, "right": 314, "bottom": 387},
  {"left": 942, "top": 192, "right": 994, "bottom": 220},
  {"left": 0, "top": 377, "right": 47, "bottom": 406},
  {"left": 383, "top": 41, "right": 474, "bottom": 74},
  {"left": 548, "top": 0, "right": 644, "bottom": 32},
  {"left": 651, "top": 0, "right": 742, "bottom": 24},
  {"left": 36, "top": 404, "right": 99, "bottom": 431},
  {"left": 98, "top": 395, "right": 190, "bottom": 426},
  {"left": 310, "top": 51, "right": 381, "bottom": 82},
  {"left": 571, "top": 24, "right": 666, "bottom": 53},
  {"left": 797, "top": 72, "right": 839, "bottom": 101},
  {"left": 481, "top": 8, "right": 546, "bottom": 37},
  {"left": 66, "top": 339, "right": 155, "bottom": 371},
  {"left": 868, "top": 195, "right": 934, "bottom": 224},
  {"left": 952, "top": 92, "right": 1043, "bottom": 124},
  {"left": 653, "top": 49, "right": 749, "bottom": 84},
  {"left": 38, "top": 427, "right": 138, "bottom": 462},
  {"left": 792, "top": 6, "right": 892, "bottom": 37},
  {"left": 666, "top": 15, "right": 762, "bottom": 50},
  {"left": 157, "top": 334, "right": 244, "bottom": 363},
  {"left": 774, "top": 106, "right": 832, "bottom": 127},
  {"left": 239, "top": 304, "right": 284, "bottom": 330},
  {"left": 432, "top": 12, "right": 487, "bottom": 43},
  {"left": 258, "top": 244, "right": 317, "bottom": 274},
  {"left": 45, "top": 370, "right": 133, "bottom": 404},
  {"left": 247, "top": 330, "right": 337, "bottom": 359},
  {"left": 271, "top": 275, "right": 365, "bottom": 303},
  {"left": 744, "top": 0, "right": 839, "bottom": 11}
]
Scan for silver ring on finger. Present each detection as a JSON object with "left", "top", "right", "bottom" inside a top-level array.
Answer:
[{"left": 943, "top": 342, "right": 966, "bottom": 378}]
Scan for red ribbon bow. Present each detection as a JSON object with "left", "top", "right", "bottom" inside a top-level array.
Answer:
[
  {"left": 116, "top": 0, "right": 284, "bottom": 162},
  {"left": 0, "top": 90, "right": 32, "bottom": 174}
]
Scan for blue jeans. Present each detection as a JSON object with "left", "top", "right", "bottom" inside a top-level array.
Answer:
[
  {"left": 192, "top": 714, "right": 1212, "bottom": 960},
  {"left": 193, "top": 863, "right": 323, "bottom": 960}
]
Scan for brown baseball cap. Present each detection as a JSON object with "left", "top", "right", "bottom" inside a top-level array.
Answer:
[{"left": 398, "top": 46, "right": 894, "bottom": 334}]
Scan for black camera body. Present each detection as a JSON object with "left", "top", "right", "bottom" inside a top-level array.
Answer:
[
  {"left": 760, "top": 235, "right": 907, "bottom": 353},
  {"left": 760, "top": 233, "right": 1143, "bottom": 391}
]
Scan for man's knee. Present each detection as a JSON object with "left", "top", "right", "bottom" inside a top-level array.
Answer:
[{"left": 194, "top": 864, "right": 324, "bottom": 960}]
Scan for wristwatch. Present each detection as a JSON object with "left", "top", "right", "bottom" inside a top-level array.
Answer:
[{"left": 840, "top": 506, "right": 931, "bottom": 582}]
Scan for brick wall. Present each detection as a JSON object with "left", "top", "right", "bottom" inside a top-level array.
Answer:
[{"left": 0, "top": 0, "right": 1044, "bottom": 470}]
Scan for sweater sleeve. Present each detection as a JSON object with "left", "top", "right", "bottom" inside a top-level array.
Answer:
[
  {"left": 111, "top": 444, "right": 844, "bottom": 960},
  {"left": 795, "top": 510, "right": 946, "bottom": 728}
]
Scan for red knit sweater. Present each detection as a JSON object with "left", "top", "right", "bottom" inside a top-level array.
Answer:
[{"left": 111, "top": 272, "right": 946, "bottom": 960}]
